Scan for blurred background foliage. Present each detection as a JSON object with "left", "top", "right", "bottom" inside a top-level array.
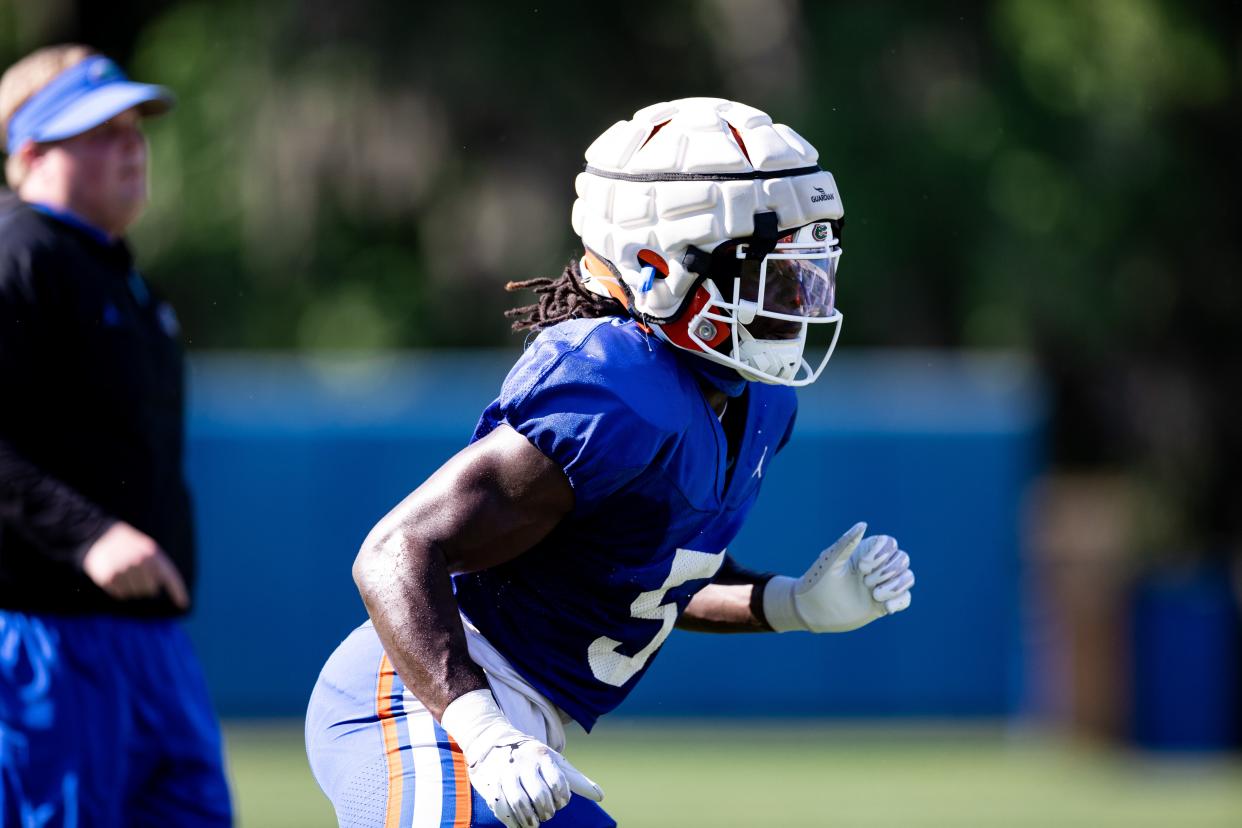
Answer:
[{"left": 1, "top": 0, "right": 1239, "bottom": 561}]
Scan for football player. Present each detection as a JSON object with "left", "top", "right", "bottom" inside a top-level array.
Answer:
[{"left": 305, "top": 97, "right": 915, "bottom": 828}]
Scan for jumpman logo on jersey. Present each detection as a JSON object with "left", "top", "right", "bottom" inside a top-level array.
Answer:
[{"left": 753, "top": 445, "right": 768, "bottom": 480}]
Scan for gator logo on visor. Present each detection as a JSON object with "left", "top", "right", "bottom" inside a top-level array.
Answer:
[
  {"left": 812, "top": 223, "right": 829, "bottom": 241},
  {"left": 811, "top": 187, "right": 835, "bottom": 204}
]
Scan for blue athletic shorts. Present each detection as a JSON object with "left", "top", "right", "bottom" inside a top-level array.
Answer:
[
  {"left": 0, "top": 611, "right": 232, "bottom": 827},
  {"left": 306, "top": 621, "right": 615, "bottom": 828}
]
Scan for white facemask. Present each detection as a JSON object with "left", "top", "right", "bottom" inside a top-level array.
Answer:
[{"left": 677, "top": 221, "right": 844, "bottom": 387}]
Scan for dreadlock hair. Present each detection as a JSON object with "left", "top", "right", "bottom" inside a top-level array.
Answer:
[{"left": 504, "top": 258, "right": 627, "bottom": 333}]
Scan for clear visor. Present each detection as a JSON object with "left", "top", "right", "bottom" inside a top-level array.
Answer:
[
  {"left": 734, "top": 240, "right": 839, "bottom": 341},
  {"left": 686, "top": 222, "right": 844, "bottom": 386}
]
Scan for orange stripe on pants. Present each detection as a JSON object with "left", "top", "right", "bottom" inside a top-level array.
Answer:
[
  {"left": 449, "top": 735, "right": 471, "bottom": 827},
  {"left": 376, "top": 653, "right": 404, "bottom": 828}
]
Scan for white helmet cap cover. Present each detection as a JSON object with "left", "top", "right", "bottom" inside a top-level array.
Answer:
[{"left": 571, "top": 97, "right": 845, "bottom": 386}]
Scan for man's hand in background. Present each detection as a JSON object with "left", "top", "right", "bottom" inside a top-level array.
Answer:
[{"left": 82, "top": 521, "right": 189, "bottom": 608}]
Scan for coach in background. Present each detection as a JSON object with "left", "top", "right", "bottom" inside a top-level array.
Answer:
[{"left": 0, "top": 45, "right": 231, "bottom": 826}]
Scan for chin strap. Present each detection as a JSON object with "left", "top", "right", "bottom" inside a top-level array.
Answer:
[
  {"left": 746, "top": 212, "right": 780, "bottom": 259},
  {"left": 681, "top": 211, "right": 781, "bottom": 278}
]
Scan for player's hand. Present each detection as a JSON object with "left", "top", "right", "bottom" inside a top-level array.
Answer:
[
  {"left": 762, "top": 522, "right": 914, "bottom": 633},
  {"left": 81, "top": 521, "right": 190, "bottom": 609},
  {"left": 441, "top": 690, "right": 603, "bottom": 828}
]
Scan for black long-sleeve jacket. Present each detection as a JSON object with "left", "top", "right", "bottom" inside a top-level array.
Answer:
[{"left": 0, "top": 192, "right": 193, "bottom": 616}]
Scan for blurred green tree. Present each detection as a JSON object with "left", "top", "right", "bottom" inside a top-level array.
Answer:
[{"left": 1, "top": 0, "right": 1238, "bottom": 557}]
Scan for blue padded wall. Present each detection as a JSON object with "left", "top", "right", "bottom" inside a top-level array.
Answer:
[{"left": 182, "top": 350, "right": 1044, "bottom": 718}]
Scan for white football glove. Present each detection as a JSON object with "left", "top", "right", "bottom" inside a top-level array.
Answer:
[
  {"left": 440, "top": 689, "right": 603, "bottom": 828},
  {"left": 762, "top": 522, "right": 915, "bottom": 633}
]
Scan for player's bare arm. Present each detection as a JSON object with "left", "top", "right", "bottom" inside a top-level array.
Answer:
[
  {"left": 678, "top": 554, "right": 773, "bottom": 632},
  {"left": 353, "top": 424, "right": 601, "bottom": 827},
  {"left": 681, "top": 525, "right": 915, "bottom": 635},
  {"left": 353, "top": 423, "right": 572, "bottom": 719}
]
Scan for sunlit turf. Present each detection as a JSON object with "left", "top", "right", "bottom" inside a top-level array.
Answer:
[{"left": 225, "top": 720, "right": 1242, "bottom": 827}]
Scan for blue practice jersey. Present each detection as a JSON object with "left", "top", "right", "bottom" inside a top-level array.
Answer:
[{"left": 452, "top": 317, "right": 796, "bottom": 730}]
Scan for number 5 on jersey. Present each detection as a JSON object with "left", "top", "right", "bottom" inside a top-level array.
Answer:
[{"left": 588, "top": 548, "right": 726, "bottom": 687}]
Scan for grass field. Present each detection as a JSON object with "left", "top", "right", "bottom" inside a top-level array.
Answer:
[{"left": 226, "top": 720, "right": 1242, "bottom": 827}]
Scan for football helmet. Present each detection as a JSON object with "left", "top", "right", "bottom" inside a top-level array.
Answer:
[{"left": 571, "top": 97, "right": 845, "bottom": 386}]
